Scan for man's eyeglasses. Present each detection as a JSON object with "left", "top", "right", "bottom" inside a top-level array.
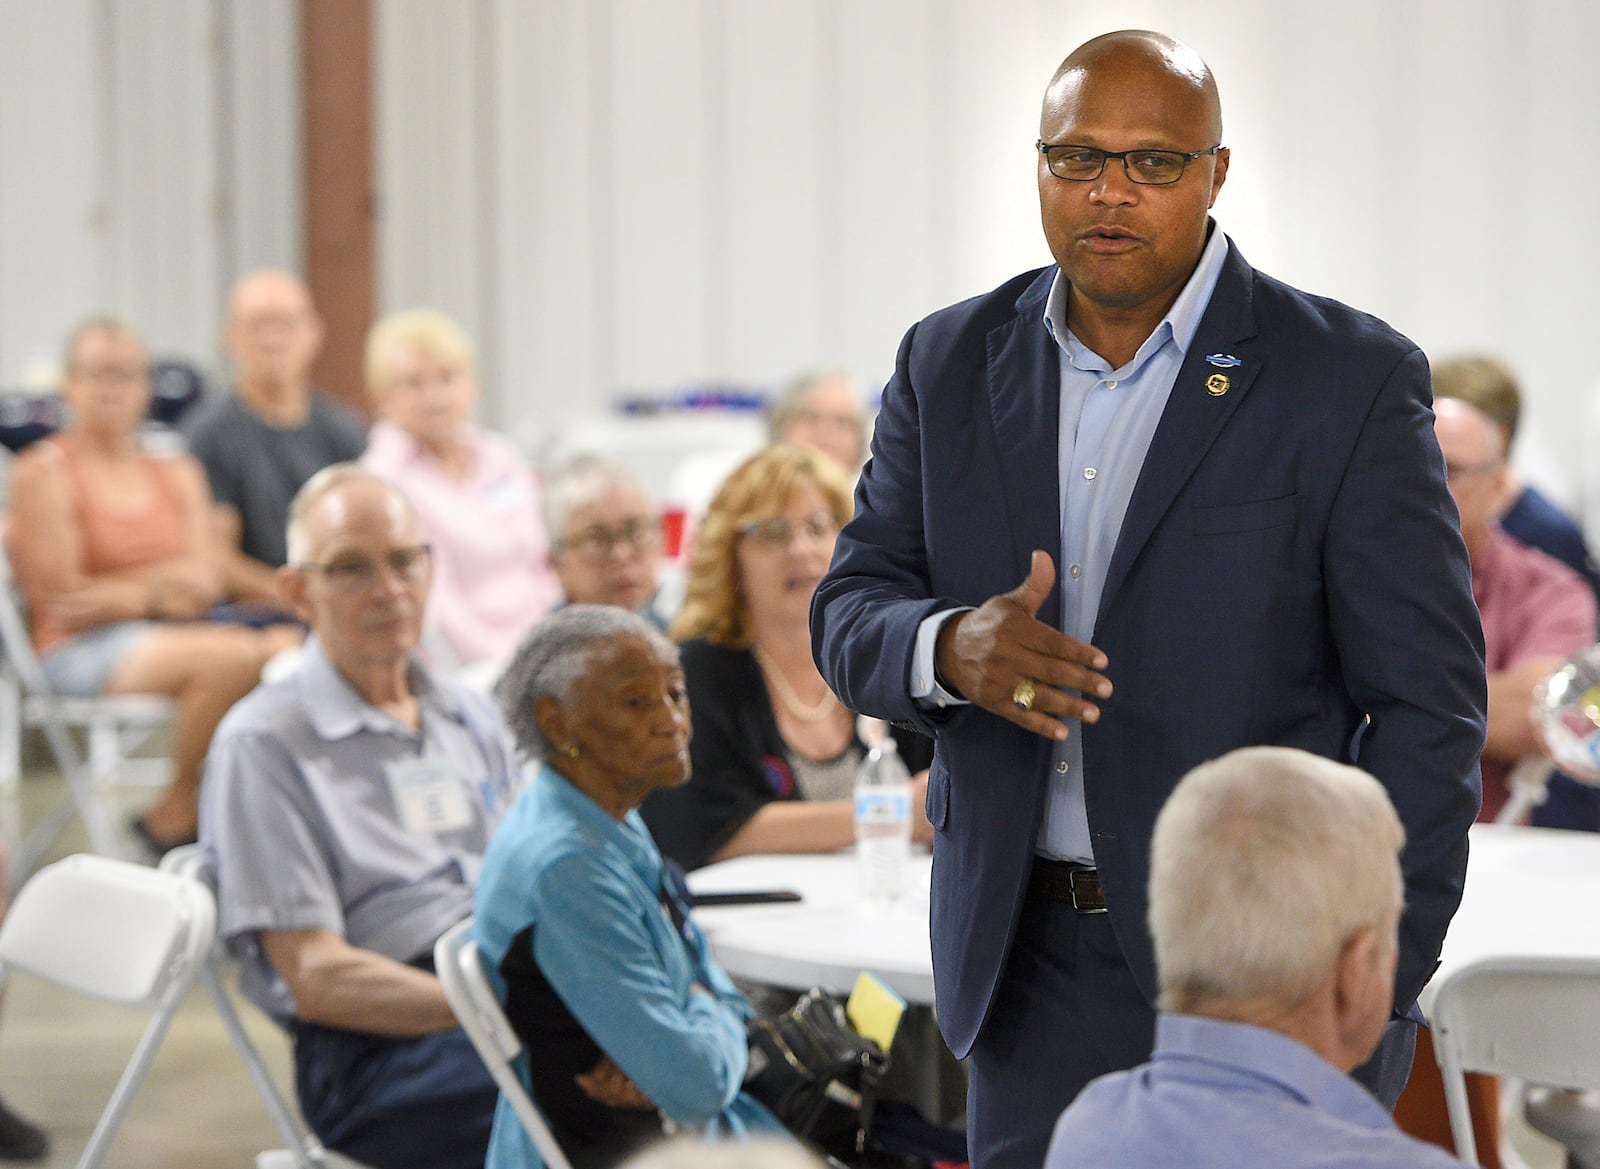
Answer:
[
  {"left": 300, "top": 544, "right": 432, "bottom": 593},
  {"left": 1036, "top": 141, "right": 1223, "bottom": 186},
  {"left": 560, "top": 519, "right": 663, "bottom": 559},
  {"left": 68, "top": 364, "right": 148, "bottom": 386},
  {"left": 740, "top": 511, "right": 840, "bottom": 548}
]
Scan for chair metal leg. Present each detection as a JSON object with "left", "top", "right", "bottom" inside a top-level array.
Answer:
[
  {"left": 196, "top": 961, "right": 327, "bottom": 1167},
  {"left": 1440, "top": 1037, "right": 1483, "bottom": 1166},
  {"left": 72, "top": 996, "right": 187, "bottom": 1169},
  {"left": 0, "top": 670, "right": 21, "bottom": 790},
  {"left": 10, "top": 713, "right": 125, "bottom": 892}
]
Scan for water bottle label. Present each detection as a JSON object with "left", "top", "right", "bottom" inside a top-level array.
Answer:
[{"left": 855, "top": 791, "right": 910, "bottom": 818}]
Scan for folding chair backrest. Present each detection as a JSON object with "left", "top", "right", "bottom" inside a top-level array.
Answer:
[
  {"left": 1431, "top": 955, "right": 1600, "bottom": 1164},
  {"left": 435, "top": 918, "right": 576, "bottom": 1169},
  {"left": 0, "top": 544, "right": 135, "bottom": 878},
  {"left": 0, "top": 853, "right": 215, "bottom": 1169},
  {"left": 0, "top": 852, "right": 213, "bottom": 1006},
  {"left": 0, "top": 544, "right": 53, "bottom": 699}
]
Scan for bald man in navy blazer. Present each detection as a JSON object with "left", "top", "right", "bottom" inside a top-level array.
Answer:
[{"left": 812, "top": 31, "right": 1485, "bottom": 1169}]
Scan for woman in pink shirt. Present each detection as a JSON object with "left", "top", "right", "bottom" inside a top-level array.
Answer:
[{"left": 361, "top": 310, "right": 559, "bottom": 669}]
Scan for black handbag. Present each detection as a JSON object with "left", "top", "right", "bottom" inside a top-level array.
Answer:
[{"left": 744, "top": 988, "right": 889, "bottom": 1161}]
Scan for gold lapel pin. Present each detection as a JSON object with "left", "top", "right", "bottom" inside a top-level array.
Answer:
[{"left": 1205, "top": 373, "right": 1230, "bottom": 397}]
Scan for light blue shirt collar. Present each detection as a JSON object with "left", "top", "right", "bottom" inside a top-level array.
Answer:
[
  {"left": 533, "top": 763, "right": 661, "bottom": 886},
  {"left": 1042, "top": 220, "right": 1231, "bottom": 369},
  {"left": 1153, "top": 1013, "right": 1395, "bottom": 1131},
  {"left": 296, "top": 635, "right": 463, "bottom": 742}
]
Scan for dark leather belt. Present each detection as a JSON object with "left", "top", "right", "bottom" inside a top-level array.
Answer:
[{"left": 1030, "top": 856, "right": 1107, "bottom": 914}]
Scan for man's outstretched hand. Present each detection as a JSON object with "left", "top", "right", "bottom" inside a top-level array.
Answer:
[{"left": 933, "top": 550, "right": 1112, "bottom": 740}]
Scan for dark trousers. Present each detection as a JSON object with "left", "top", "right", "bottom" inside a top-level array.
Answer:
[
  {"left": 965, "top": 876, "right": 1418, "bottom": 1169},
  {"left": 293, "top": 1022, "right": 499, "bottom": 1169}
]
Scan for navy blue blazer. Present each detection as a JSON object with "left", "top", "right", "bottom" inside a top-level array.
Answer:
[{"left": 813, "top": 239, "right": 1487, "bottom": 1059}]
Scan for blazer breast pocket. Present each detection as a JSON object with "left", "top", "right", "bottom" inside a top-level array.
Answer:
[{"left": 1191, "top": 493, "right": 1299, "bottom": 537}]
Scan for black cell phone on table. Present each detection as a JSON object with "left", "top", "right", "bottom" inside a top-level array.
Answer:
[{"left": 690, "top": 890, "right": 803, "bottom": 907}]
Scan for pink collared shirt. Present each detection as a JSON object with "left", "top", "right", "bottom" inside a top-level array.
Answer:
[
  {"left": 1475, "top": 525, "right": 1597, "bottom": 819},
  {"left": 363, "top": 421, "right": 560, "bottom": 669}
]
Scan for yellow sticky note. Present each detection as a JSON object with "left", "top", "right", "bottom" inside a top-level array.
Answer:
[{"left": 847, "top": 971, "right": 907, "bottom": 1051}]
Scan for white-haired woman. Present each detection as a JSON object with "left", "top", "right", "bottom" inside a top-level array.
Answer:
[
  {"left": 543, "top": 453, "right": 669, "bottom": 626},
  {"left": 475, "top": 606, "right": 786, "bottom": 1169},
  {"left": 361, "top": 309, "right": 559, "bottom": 668}
]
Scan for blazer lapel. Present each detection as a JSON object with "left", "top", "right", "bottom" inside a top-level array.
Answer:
[
  {"left": 1098, "top": 245, "right": 1262, "bottom": 622},
  {"left": 986, "top": 272, "right": 1062, "bottom": 630}
]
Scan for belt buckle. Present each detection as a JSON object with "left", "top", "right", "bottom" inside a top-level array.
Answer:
[{"left": 1067, "top": 865, "right": 1107, "bottom": 914}]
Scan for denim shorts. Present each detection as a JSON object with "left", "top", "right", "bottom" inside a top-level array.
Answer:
[{"left": 39, "top": 621, "right": 154, "bottom": 697}]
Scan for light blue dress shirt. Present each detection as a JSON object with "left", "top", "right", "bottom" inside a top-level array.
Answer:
[
  {"left": 1043, "top": 1014, "right": 1467, "bottom": 1169},
  {"left": 912, "top": 225, "right": 1230, "bottom": 861},
  {"left": 474, "top": 764, "right": 785, "bottom": 1169}
]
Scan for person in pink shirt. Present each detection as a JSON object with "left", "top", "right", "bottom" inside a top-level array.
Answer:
[
  {"left": 361, "top": 310, "right": 559, "bottom": 669},
  {"left": 1434, "top": 397, "right": 1596, "bottom": 821}
]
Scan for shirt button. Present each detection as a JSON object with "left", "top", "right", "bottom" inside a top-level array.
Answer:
[
  {"left": 1056, "top": 760, "right": 1070, "bottom": 774},
  {"left": 1069, "top": 564, "right": 1083, "bottom": 579},
  {"left": 1105, "top": 379, "right": 1118, "bottom": 390},
  {"left": 1083, "top": 467, "right": 1097, "bottom": 481}
]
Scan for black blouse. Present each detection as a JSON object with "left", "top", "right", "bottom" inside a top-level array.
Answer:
[{"left": 639, "top": 638, "right": 933, "bottom": 870}]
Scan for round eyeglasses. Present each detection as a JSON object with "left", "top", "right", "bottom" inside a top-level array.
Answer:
[{"left": 1036, "top": 141, "right": 1223, "bottom": 186}]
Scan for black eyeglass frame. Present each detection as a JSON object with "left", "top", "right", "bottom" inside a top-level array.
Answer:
[{"left": 1036, "top": 141, "right": 1223, "bottom": 185}]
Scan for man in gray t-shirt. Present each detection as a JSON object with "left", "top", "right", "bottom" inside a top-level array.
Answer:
[
  {"left": 183, "top": 270, "right": 366, "bottom": 604},
  {"left": 200, "top": 467, "right": 518, "bottom": 1169}
]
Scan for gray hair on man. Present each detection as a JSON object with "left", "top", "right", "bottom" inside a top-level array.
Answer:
[
  {"left": 764, "top": 369, "right": 859, "bottom": 442},
  {"left": 543, "top": 453, "right": 653, "bottom": 545},
  {"left": 285, "top": 463, "right": 396, "bottom": 565},
  {"left": 1148, "top": 746, "right": 1405, "bottom": 1013},
  {"left": 496, "top": 604, "right": 677, "bottom": 761}
]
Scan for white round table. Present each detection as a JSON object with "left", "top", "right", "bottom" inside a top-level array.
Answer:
[
  {"left": 687, "top": 825, "right": 1600, "bottom": 1018},
  {"left": 1419, "top": 822, "right": 1600, "bottom": 1015},
  {"left": 686, "top": 852, "right": 936, "bottom": 1005}
]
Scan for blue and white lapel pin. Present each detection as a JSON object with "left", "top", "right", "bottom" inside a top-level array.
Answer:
[{"left": 1203, "top": 354, "right": 1240, "bottom": 397}]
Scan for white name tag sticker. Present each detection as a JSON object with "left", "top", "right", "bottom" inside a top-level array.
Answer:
[{"left": 385, "top": 756, "right": 473, "bottom": 835}]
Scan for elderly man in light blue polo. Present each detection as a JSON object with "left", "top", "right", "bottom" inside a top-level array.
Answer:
[
  {"left": 1044, "top": 747, "right": 1469, "bottom": 1169},
  {"left": 200, "top": 464, "right": 520, "bottom": 1169}
]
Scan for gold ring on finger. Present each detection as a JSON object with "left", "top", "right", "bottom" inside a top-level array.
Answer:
[{"left": 1012, "top": 679, "right": 1037, "bottom": 711}]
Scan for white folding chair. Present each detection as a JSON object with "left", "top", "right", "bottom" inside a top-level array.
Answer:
[
  {"left": 1431, "top": 954, "right": 1600, "bottom": 1165},
  {"left": 435, "top": 917, "right": 576, "bottom": 1169},
  {"left": 158, "top": 844, "right": 368, "bottom": 1169},
  {"left": 0, "top": 853, "right": 214, "bottom": 1169},
  {"left": 0, "top": 546, "right": 175, "bottom": 883}
]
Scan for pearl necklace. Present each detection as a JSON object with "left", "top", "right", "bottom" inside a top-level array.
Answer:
[{"left": 752, "top": 645, "right": 841, "bottom": 724}]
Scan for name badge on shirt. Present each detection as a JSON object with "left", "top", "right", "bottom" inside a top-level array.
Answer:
[{"left": 384, "top": 756, "right": 474, "bottom": 835}]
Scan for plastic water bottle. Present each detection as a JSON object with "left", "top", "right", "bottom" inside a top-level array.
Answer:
[{"left": 854, "top": 734, "right": 912, "bottom": 906}]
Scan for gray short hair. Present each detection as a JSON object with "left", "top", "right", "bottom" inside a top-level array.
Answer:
[
  {"left": 496, "top": 604, "right": 678, "bottom": 760},
  {"left": 285, "top": 463, "right": 391, "bottom": 565},
  {"left": 765, "top": 369, "right": 862, "bottom": 440},
  {"left": 1148, "top": 746, "right": 1405, "bottom": 1012},
  {"left": 543, "top": 453, "right": 653, "bottom": 544}
]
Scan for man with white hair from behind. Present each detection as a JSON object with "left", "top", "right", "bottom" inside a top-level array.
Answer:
[{"left": 1044, "top": 746, "right": 1467, "bottom": 1168}]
